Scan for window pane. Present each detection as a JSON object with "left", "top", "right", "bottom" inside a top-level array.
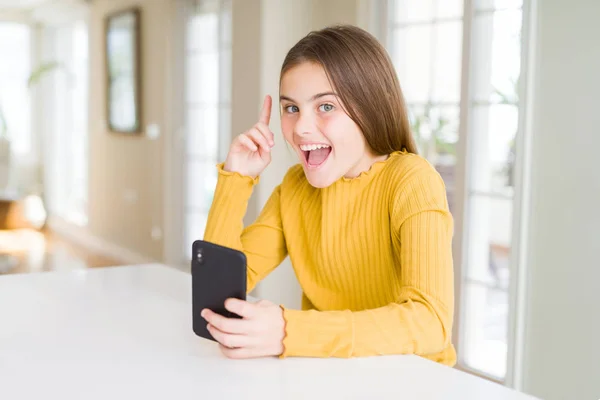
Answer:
[
  {"left": 69, "top": 21, "right": 89, "bottom": 225},
  {"left": 392, "top": 0, "right": 434, "bottom": 23},
  {"left": 219, "top": 48, "right": 231, "bottom": 104},
  {"left": 436, "top": 0, "right": 464, "bottom": 19},
  {"left": 392, "top": 25, "right": 432, "bottom": 103},
  {"left": 470, "top": 104, "right": 518, "bottom": 194},
  {"left": 0, "top": 23, "right": 31, "bottom": 156},
  {"left": 219, "top": 0, "right": 232, "bottom": 45},
  {"left": 392, "top": 0, "right": 463, "bottom": 23},
  {"left": 471, "top": 9, "right": 523, "bottom": 104},
  {"left": 186, "top": 160, "right": 218, "bottom": 211},
  {"left": 462, "top": 283, "right": 508, "bottom": 379},
  {"left": 184, "top": 0, "right": 231, "bottom": 261},
  {"left": 408, "top": 105, "right": 459, "bottom": 212},
  {"left": 187, "top": 9, "right": 218, "bottom": 52},
  {"left": 432, "top": 21, "right": 463, "bottom": 103},
  {"left": 475, "top": 0, "right": 523, "bottom": 10},
  {"left": 465, "top": 195, "right": 511, "bottom": 289},
  {"left": 187, "top": 106, "right": 219, "bottom": 157},
  {"left": 185, "top": 211, "right": 208, "bottom": 259},
  {"left": 186, "top": 52, "right": 219, "bottom": 105}
]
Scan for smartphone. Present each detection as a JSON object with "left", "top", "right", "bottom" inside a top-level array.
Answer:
[{"left": 191, "top": 239, "right": 247, "bottom": 341}]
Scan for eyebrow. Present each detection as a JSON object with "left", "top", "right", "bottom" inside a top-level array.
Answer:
[{"left": 279, "top": 92, "right": 338, "bottom": 103}]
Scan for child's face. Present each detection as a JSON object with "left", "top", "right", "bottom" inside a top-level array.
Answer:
[{"left": 279, "top": 62, "right": 378, "bottom": 188}]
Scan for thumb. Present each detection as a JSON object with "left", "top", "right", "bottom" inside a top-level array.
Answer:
[{"left": 225, "top": 298, "right": 258, "bottom": 318}]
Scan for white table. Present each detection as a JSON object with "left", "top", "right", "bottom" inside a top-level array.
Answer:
[{"left": 0, "top": 264, "right": 539, "bottom": 400}]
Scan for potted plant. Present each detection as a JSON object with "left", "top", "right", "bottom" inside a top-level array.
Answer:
[
  {"left": 409, "top": 102, "right": 458, "bottom": 212},
  {"left": 0, "top": 61, "right": 63, "bottom": 231}
]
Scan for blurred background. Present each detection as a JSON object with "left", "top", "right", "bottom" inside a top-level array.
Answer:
[{"left": 0, "top": 0, "right": 598, "bottom": 399}]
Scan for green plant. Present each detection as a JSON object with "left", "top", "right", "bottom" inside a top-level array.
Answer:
[
  {"left": 0, "top": 61, "right": 63, "bottom": 139},
  {"left": 409, "top": 102, "right": 457, "bottom": 158},
  {"left": 493, "top": 76, "right": 519, "bottom": 106},
  {"left": 27, "top": 61, "right": 63, "bottom": 88},
  {"left": 493, "top": 76, "right": 520, "bottom": 187}
]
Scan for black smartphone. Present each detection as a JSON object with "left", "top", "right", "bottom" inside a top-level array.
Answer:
[{"left": 191, "top": 239, "right": 247, "bottom": 341}]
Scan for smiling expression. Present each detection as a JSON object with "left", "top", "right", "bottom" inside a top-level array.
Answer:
[{"left": 279, "top": 62, "right": 386, "bottom": 188}]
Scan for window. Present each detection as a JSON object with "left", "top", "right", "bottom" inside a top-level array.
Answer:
[
  {"left": 462, "top": 0, "right": 524, "bottom": 380},
  {"left": 45, "top": 20, "right": 89, "bottom": 226},
  {"left": 388, "top": 0, "right": 463, "bottom": 213},
  {"left": 0, "top": 23, "right": 32, "bottom": 158},
  {"left": 183, "top": 0, "right": 232, "bottom": 259},
  {"left": 387, "top": 0, "right": 526, "bottom": 381}
]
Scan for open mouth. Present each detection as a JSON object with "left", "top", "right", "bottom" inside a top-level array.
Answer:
[{"left": 299, "top": 144, "right": 332, "bottom": 168}]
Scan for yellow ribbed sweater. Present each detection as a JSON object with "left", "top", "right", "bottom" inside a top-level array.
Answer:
[{"left": 204, "top": 150, "right": 456, "bottom": 365}]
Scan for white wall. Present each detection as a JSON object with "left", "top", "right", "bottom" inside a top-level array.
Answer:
[{"left": 521, "top": 1, "right": 600, "bottom": 399}]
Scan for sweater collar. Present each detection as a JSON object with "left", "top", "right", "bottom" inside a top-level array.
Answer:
[{"left": 332, "top": 150, "right": 405, "bottom": 187}]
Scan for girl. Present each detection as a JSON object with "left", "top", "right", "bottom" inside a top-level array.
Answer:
[{"left": 200, "top": 25, "right": 456, "bottom": 366}]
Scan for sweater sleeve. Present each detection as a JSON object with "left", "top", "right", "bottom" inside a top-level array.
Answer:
[
  {"left": 203, "top": 164, "right": 288, "bottom": 293},
  {"left": 280, "top": 167, "right": 454, "bottom": 362}
]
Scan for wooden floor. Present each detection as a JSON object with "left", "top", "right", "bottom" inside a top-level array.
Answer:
[{"left": 0, "top": 228, "right": 120, "bottom": 275}]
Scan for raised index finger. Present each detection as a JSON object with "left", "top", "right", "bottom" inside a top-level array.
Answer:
[{"left": 259, "top": 95, "right": 272, "bottom": 126}]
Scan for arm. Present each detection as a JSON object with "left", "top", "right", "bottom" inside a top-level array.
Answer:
[
  {"left": 280, "top": 169, "right": 454, "bottom": 361},
  {"left": 203, "top": 164, "right": 287, "bottom": 293}
]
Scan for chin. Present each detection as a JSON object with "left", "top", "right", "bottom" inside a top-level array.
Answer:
[
  {"left": 304, "top": 174, "right": 333, "bottom": 188},
  {"left": 301, "top": 166, "right": 338, "bottom": 188}
]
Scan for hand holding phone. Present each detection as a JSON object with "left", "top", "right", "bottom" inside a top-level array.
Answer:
[
  {"left": 191, "top": 240, "right": 286, "bottom": 358},
  {"left": 201, "top": 297, "right": 286, "bottom": 359},
  {"left": 191, "top": 240, "right": 247, "bottom": 341}
]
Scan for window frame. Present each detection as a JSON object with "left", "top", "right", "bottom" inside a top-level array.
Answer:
[
  {"left": 383, "top": 0, "right": 534, "bottom": 387},
  {"left": 41, "top": 19, "right": 90, "bottom": 226},
  {"left": 165, "top": 0, "right": 232, "bottom": 270}
]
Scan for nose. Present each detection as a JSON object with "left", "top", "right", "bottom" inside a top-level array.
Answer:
[{"left": 293, "top": 110, "right": 316, "bottom": 137}]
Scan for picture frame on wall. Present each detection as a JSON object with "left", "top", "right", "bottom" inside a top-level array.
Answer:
[{"left": 105, "top": 7, "right": 141, "bottom": 134}]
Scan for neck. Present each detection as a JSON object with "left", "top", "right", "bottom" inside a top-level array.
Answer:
[{"left": 344, "top": 152, "right": 389, "bottom": 179}]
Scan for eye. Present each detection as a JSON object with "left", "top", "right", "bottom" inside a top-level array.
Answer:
[
  {"left": 319, "top": 103, "right": 334, "bottom": 112},
  {"left": 284, "top": 105, "right": 299, "bottom": 113}
]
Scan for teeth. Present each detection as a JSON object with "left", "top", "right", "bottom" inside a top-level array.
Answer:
[{"left": 300, "top": 144, "right": 330, "bottom": 151}]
